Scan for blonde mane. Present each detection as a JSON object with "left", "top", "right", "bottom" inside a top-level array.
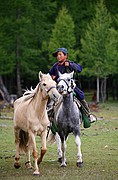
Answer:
[{"left": 23, "top": 83, "right": 40, "bottom": 101}]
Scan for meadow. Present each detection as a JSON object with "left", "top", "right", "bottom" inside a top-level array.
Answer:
[{"left": 0, "top": 101, "right": 118, "bottom": 180}]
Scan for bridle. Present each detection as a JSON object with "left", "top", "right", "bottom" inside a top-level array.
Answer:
[
  {"left": 57, "top": 78, "right": 74, "bottom": 94},
  {"left": 39, "top": 81, "right": 57, "bottom": 97},
  {"left": 47, "top": 86, "right": 56, "bottom": 93}
]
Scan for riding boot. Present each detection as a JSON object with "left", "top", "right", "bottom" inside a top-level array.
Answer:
[
  {"left": 80, "top": 99, "right": 97, "bottom": 123},
  {"left": 80, "top": 99, "right": 90, "bottom": 115}
]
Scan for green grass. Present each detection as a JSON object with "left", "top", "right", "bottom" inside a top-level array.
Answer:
[{"left": 0, "top": 102, "right": 118, "bottom": 180}]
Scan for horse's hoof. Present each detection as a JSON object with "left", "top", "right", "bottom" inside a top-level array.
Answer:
[
  {"left": 14, "top": 163, "right": 21, "bottom": 169},
  {"left": 76, "top": 161, "right": 83, "bottom": 168},
  {"left": 25, "top": 162, "right": 32, "bottom": 169},
  {"left": 33, "top": 172, "right": 40, "bottom": 176},
  {"left": 61, "top": 163, "right": 67, "bottom": 168},
  {"left": 58, "top": 157, "right": 62, "bottom": 163},
  {"left": 27, "top": 166, "right": 33, "bottom": 170}
]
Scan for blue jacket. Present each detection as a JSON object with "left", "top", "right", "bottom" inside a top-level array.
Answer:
[
  {"left": 49, "top": 60, "right": 84, "bottom": 100},
  {"left": 49, "top": 60, "right": 82, "bottom": 81}
]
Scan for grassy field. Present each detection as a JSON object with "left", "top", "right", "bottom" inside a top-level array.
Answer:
[{"left": 0, "top": 102, "right": 118, "bottom": 180}]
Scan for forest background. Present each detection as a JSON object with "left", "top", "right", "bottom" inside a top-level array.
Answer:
[{"left": 0, "top": 0, "right": 118, "bottom": 104}]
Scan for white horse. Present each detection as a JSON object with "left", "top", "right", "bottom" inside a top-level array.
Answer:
[
  {"left": 49, "top": 71, "right": 83, "bottom": 167},
  {"left": 13, "top": 71, "right": 60, "bottom": 175}
]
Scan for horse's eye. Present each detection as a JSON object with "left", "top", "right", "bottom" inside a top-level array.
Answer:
[
  {"left": 67, "top": 78, "right": 70, "bottom": 81},
  {"left": 43, "top": 83, "right": 46, "bottom": 86}
]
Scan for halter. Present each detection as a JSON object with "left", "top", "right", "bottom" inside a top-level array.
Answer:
[
  {"left": 57, "top": 78, "right": 74, "bottom": 94},
  {"left": 47, "top": 86, "right": 56, "bottom": 93},
  {"left": 39, "top": 81, "right": 57, "bottom": 97}
]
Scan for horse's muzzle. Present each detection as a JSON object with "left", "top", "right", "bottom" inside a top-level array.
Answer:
[
  {"left": 51, "top": 92, "right": 61, "bottom": 102},
  {"left": 57, "top": 85, "right": 64, "bottom": 93}
]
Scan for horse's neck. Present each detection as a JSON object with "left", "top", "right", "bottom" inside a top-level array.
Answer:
[
  {"left": 32, "top": 88, "right": 47, "bottom": 112},
  {"left": 62, "top": 93, "right": 74, "bottom": 107}
]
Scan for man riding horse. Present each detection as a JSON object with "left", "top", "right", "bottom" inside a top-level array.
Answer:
[{"left": 48, "top": 47, "right": 97, "bottom": 124}]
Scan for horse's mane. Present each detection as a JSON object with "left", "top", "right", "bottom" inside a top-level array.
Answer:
[{"left": 23, "top": 83, "right": 40, "bottom": 101}]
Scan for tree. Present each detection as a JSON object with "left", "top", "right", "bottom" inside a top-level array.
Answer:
[
  {"left": 0, "top": 0, "right": 35, "bottom": 96},
  {"left": 0, "top": 0, "right": 118, "bottom": 99},
  {"left": 80, "top": 0, "right": 118, "bottom": 102},
  {"left": 0, "top": 0, "right": 57, "bottom": 96},
  {"left": 30, "top": 0, "right": 57, "bottom": 74},
  {"left": 48, "top": 6, "right": 76, "bottom": 66}
]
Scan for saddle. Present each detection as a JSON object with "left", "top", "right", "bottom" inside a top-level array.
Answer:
[{"left": 47, "top": 96, "right": 91, "bottom": 130}]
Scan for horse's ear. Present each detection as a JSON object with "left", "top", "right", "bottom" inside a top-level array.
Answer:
[{"left": 39, "top": 71, "right": 43, "bottom": 81}]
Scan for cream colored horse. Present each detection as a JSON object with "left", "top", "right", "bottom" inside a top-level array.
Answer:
[{"left": 13, "top": 71, "right": 60, "bottom": 176}]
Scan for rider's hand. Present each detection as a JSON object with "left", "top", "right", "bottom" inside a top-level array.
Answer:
[
  {"left": 52, "top": 75, "right": 56, "bottom": 80},
  {"left": 65, "top": 61, "right": 69, "bottom": 66}
]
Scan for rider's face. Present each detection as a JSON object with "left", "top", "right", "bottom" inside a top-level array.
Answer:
[{"left": 57, "top": 51, "right": 67, "bottom": 64}]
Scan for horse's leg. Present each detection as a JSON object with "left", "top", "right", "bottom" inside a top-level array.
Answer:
[
  {"left": 60, "top": 137, "right": 67, "bottom": 167},
  {"left": 75, "top": 135, "right": 83, "bottom": 167},
  {"left": 29, "top": 130, "right": 40, "bottom": 175},
  {"left": 25, "top": 140, "right": 32, "bottom": 169},
  {"left": 55, "top": 133, "right": 62, "bottom": 162},
  {"left": 37, "top": 130, "right": 47, "bottom": 164},
  {"left": 14, "top": 126, "right": 21, "bottom": 169}
]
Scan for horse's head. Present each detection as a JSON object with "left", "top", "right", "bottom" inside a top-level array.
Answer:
[
  {"left": 57, "top": 71, "right": 76, "bottom": 95},
  {"left": 39, "top": 71, "right": 61, "bottom": 102}
]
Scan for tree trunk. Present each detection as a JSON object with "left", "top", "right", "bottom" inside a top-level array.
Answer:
[
  {"left": 96, "top": 77, "right": 99, "bottom": 103},
  {"left": 101, "top": 77, "right": 107, "bottom": 103},
  {"left": 112, "top": 75, "right": 118, "bottom": 100},
  {"left": 16, "top": 35, "right": 22, "bottom": 97},
  {"left": 16, "top": 9, "right": 22, "bottom": 97},
  {"left": 116, "top": 76, "right": 118, "bottom": 100},
  {"left": 0, "top": 76, "right": 10, "bottom": 103}
]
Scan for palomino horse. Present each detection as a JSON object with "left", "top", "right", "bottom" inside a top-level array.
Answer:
[
  {"left": 49, "top": 71, "right": 83, "bottom": 167},
  {"left": 13, "top": 71, "right": 60, "bottom": 175}
]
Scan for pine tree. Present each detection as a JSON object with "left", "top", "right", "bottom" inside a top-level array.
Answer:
[
  {"left": 48, "top": 6, "right": 76, "bottom": 65},
  {"left": 80, "top": 0, "right": 118, "bottom": 102}
]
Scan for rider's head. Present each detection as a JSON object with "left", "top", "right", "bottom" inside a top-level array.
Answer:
[
  {"left": 52, "top": 48, "right": 68, "bottom": 57},
  {"left": 52, "top": 48, "right": 68, "bottom": 64}
]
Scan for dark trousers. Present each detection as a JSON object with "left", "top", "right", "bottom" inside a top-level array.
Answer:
[{"left": 74, "top": 86, "right": 84, "bottom": 100}]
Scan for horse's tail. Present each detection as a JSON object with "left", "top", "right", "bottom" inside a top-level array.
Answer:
[
  {"left": 47, "top": 131, "right": 56, "bottom": 144},
  {"left": 19, "top": 130, "right": 29, "bottom": 152}
]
